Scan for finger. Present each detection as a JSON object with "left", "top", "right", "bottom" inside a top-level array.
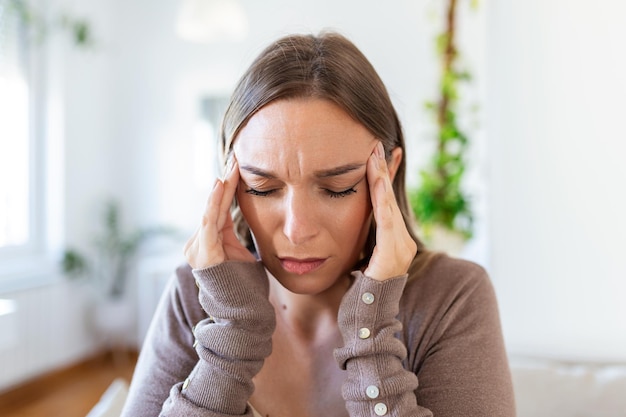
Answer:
[
  {"left": 371, "top": 176, "right": 394, "bottom": 231},
  {"left": 367, "top": 142, "right": 394, "bottom": 227},
  {"left": 217, "top": 159, "right": 239, "bottom": 229},
  {"left": 195, "top": 180, "right": 226, "bottom": 266},
  {"left": 203, "top": 178, "right": 224, "bottom": 228}
]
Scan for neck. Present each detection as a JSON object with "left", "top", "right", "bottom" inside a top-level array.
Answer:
[{"left": 268, "top": 273, "right": 350, "bottom": 341}]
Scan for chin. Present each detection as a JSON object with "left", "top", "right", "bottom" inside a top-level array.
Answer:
[
  {"left": 267, "top": 268, "right": 346, "bottom": 296},
  {"left": 274, "top": 272, "right": 331, "bottom": 294}
]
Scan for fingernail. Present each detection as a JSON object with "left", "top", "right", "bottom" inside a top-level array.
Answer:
[{"left": 376, "top": 142, "right": 385, "bottom": 160}]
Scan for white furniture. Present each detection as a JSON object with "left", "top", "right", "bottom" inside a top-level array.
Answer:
[
  {"left": 85, "top": 378, "right": 129, "bottom": 417},
  {"left": 510, "top": 356, "right": 626, "bottom": 417}
]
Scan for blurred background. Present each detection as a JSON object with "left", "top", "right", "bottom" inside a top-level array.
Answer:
[{"left": 1, "top": 0, "right": 626, "bottom": 415}]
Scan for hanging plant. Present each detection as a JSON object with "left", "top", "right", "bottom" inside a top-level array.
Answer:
[
  {"left": 3, "top": 0, "right": 95, "bottom": 48},
  {"left": 410, "top": 0, "right": 477, "bottom": 243}
]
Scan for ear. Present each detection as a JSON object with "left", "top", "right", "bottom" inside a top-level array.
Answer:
[{"left": 387, "top": 147, "right": 403, "bottom": 182}]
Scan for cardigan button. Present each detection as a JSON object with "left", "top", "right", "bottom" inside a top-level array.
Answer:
[
  {"left": 374, "top": 402, "right": 388, "bottom": 416},
  {"left": 358, "top": 327, "right": 371, "bottom": 339},
  {"left": 362, "top": 292, "right": 375, "bottom": 304},
  {"left": 366, "top": 385, "right": 380, "bottom": 399}
]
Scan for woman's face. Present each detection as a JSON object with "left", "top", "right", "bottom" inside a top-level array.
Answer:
[{"left": 234, "top": 98, "right": 378, "bottom": 295}]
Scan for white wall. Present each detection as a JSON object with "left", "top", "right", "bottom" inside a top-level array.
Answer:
[{"left": 486, "top": 0, "right": 626, "bottom": 361}]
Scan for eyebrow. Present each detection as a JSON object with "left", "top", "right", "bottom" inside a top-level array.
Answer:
[
  {"left": 315, "top": 163, "right": 365, "bottom": 178},
  {"left": 239, "top": 162, "right": 365, "bottom": 179}
]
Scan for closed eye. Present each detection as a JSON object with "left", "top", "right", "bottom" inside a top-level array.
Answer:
[
  {"left": 325, "top": 177, "right": 364, "bottom": 199},
  {"left": 245, "top": 188, "right": 277, "bottom": 197},
  {"left": 245, "top": 187, "right": 356, "bottom": 198},
  {"left": 325, "top": 188, "right": 357, "bottom": 198},
  {"left": 244, "top": 177, "right": 362, "bottom": 199}
]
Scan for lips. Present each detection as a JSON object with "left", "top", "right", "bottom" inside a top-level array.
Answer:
[{"left": 279, "top": 257, "right": 326, "bottom": 275}]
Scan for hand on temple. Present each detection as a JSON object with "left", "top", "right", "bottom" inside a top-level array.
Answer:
[
  {"left": 184, "top": 158, "right": 256, "bottom": 269},
  {"left": 364, "top": 142, "right": 417, "bottom": 281}
]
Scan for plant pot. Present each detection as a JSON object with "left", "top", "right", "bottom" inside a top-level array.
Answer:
[{"left": 91, "top": 297, "right": 135, "bottom": 347}]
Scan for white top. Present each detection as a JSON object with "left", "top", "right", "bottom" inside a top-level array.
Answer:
[{"left": 249, "top": 403, "right": 263, "bottom": 417}]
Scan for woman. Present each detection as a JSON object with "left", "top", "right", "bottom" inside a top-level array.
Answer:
[{"left": 122, "top": 32, "right": 515, "bottom": 417}]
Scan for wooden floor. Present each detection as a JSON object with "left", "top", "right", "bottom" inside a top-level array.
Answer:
[{"left": 0, "top": 350, "right": 138, "bottom": 417}]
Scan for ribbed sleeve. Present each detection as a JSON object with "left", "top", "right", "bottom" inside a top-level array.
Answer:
[
  {"left": 334, "top": 271, "right": 426, "bottom": 417},
  {"left": 160, "top": 261, "right": 275, "bottom": 417}
]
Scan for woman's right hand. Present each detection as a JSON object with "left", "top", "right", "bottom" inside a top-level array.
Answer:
[{"left": 184, "top": 159, "right": 256, "bottom": 269}]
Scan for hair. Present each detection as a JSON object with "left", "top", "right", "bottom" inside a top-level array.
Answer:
[{"left": 219, "top": 31, "right": 432, "bottom": 275}]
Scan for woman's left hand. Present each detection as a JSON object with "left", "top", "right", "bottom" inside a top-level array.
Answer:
[{"left": 364, "top": 142, "right": 417, "bottom": 281}]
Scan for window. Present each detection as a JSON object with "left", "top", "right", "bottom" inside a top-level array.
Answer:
[
  {"left": 0, "top": 0, "right": 32, "bottom": 252},
  {"left": 0, "top": 0, "right": 49, "bottom": 290}
]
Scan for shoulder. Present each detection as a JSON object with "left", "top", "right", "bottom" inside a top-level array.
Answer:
[
  {"left": 172, "top": 263, "right": 199, "bottom": 303},
  {"left": 403, "top": 252, "right": 492, "bottom": 304},
  {"left": 399, "top": 252, "right": 500, "bottom": 359},
  {"left": 164, "top": 263, "right": 207, "bottom": 329},
  {"left": 398, "top": 254, "right": 514, "bottom": 414}
]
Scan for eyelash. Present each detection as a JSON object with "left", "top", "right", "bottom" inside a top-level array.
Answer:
[
  {"left": 245, "top": 188, "right": 276, "bottom": 197},
  {"left": 245, "top": 187, "right": 357, "bottom": 198},
  {"left": 327, "top": 188, "right": 357, "bottom": 198}
]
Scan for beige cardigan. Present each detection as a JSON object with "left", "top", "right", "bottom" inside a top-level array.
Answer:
[{"left": 122, "top": 253, "right": 515, "bottom": 416}]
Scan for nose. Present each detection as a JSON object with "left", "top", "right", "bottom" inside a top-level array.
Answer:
[{"left": 282, "top": 191, "right": 319, "bottom": 245}]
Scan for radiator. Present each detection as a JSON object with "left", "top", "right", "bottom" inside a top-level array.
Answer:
[{"left": 0, "top": 280, "right": 97, "bottom": 392}]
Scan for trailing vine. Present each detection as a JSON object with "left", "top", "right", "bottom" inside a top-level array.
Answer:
[
  {"left": 410, "top": 0, "right": 475, "bottom": 240},
  {"left": 2, "top": 0, "right": 95, "bottom": 48}
]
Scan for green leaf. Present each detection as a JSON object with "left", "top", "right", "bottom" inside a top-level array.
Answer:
[{"left": 61, "top": 249, "right": 89, "bottom": 277}]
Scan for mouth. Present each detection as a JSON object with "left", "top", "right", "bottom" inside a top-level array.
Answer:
[{"left": 279, "top": 257, "right": 327, "bottom": 275}]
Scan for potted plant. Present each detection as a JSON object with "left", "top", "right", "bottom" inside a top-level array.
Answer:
[
  {"left": 62, "top": 200, "right": 178, "bottom": 346},
  {"left": 410, "top": 0, "right": 476, "bottom": 254}
]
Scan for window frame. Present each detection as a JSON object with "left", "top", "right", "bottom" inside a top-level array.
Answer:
[{"left": 0, "top": 2, "right": 58, "bottom": 293}]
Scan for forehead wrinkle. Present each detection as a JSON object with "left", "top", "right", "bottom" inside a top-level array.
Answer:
[
  {"left": 240, "top": 165, "right": 277, "bottom": 179},
  {"left": 240, "top": 160, "right": 366, "bottom": 182},
  {"left": 314, "top": 162, "right": 365, "bottom": 178}
]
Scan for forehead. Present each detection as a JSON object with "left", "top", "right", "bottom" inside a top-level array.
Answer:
[{"left": 233, "top": 98, "right": 377, "bottom": 170}]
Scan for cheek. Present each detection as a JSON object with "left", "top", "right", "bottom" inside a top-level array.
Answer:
[
  {"left": 236, "top": 190, "right": 279, "bottom": 251},
  {"left": 236, "top": 190, "right": 263, "bottom": 231},
  {"left": 326, "top": 192, "right": 372, "bottom": 246}
]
